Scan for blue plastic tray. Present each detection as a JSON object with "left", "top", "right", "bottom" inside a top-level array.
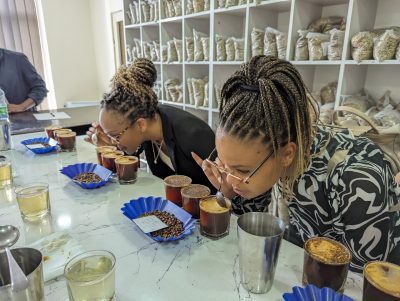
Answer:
[
  {"left": 283, "top": 285, "right": 354, "bottom": 301},
  {"left": 21, "top": 137, "right": 58, "bottom": 154},
  {"left": 60, "top": 163, "right": 113, "bottom": 189},
  {"left": 121, "top": 196, "right": 196, "bottom": 242}
]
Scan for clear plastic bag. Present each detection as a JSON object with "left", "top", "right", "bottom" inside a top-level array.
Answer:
[
  {"left": 226, "top": 37, "right": 235, "bottom": 61},
  {"left": 187, "top": 78, "right": 194, "bottom": 105},
  {"left": 264, "top": 27, "right": 278, "bottom": 57},
  {"left": 276, "top": 31, "right": 287, "bottom": 59},
  {"left": 162, "top": 45, "right": 168, "bottom": 62},
  {"left": 126, "top": 44, "right": 133, "bottom": 62},
  {"left": 238, "top": 0, "right": 247, "bottom": 5},
  {"left": 143, "top": 42, "right": 152, "bottom": 60},
  {"left": 142, "top": 0, "right": 151, "bottom": 22},
  {"left": 204, "top": 81, "right": 209, "bottom": 107},
  {"left": 193, "top": 0, "right": 205, "bottom": 13},
  {"left": 167, "top": 40, "right": 178, "bottom": 62},
  {"left": 131, "top": 46, "right": 138, "bottom": 60},
  {"left": 396, "top": 43, "right": 400, "bottom": 60},
  {"left": 187, "top": 0, "right": 193, "bottom": 14},
  {"left": 193, "top": 29, "right": 207, "bottom": 61},
  {"left": 328, "top": 29, "right": 345, "bottom": 61},
  {"left": 201, "top": 37, "right": 210, "bottom": 61},
  {"left": 307, "top": 32, "right": 330, "bottom": 61},
  {"left": 185, "top": 37, "right": 194, "bottom": 62},
  {"left": 342, "top": 93, "right": 373, "bottom": 113},
  {"left": 214, "top": 84, "right": 222, "bottom": 108},
  {"left": 204, "top": 0, "right": 210, "bottom": 11},
  {"left": 320, "top": 82, "right": 337, "bottom": 104},
  {"left": 308, "top": 16, "right": 345, "bottom": 33},
  {"left": 192, "top": 78, "right": 205, "bottom": 107},
  {"left": 134, "top": 39, "right": 142, "bottom": 58},
  {"left": 295, "top": 29, "right": 309, "bottom": 61},
  {"left": 173, "top": 0, "right": 182, "bottom": 16},
  {"left": 165, "top": 0, "right": 175, "bottom": 18},
  {"left": 373, "top": 29, "right": 400, "bottom": 62},
  {"left": 251, "top": 28, "right": 264, "bottom": 57},
  {"left": 174, "top": 38, "right": 183, "bottom": 62},
  {"left": 225, "top": 0, "right": 238, "bottom": 8},
  {"left": 153, "top": 41, "right": 160, "bottom": 61},
  {"left": 129, "top": 3, "right": 137, "bottom": 24},
  {"left": 351, "top": 31, "right": 374, "bottom": 62},
  {"left": 234, "top": 38, "right": 245, "bottom": 61},
  {"left": 215, "top": 34, "right": 227, "bottom": 61},
  {"left": 217, "top": 0, "right": 226, "bottom": 8},
  {"left": 149, "top": 43, "right": 157, "bottom": 61}
]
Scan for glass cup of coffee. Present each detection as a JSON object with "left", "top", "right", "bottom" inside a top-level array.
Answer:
[
  {"left": 362, "top": 261, "right": 400, "bottom": 301},
  {"left": 45, "top": 125, "right": 62, "bottom": 139},
  {"left": 53, "top": 128, "right": 72, "bottom": 140},
  {"left": 0, "top": 157, "right": 12, "bottom": 188},
  {"left": 15, "top": 183, "right": 50, "bottom": 220},
  {"left": 164, "top": 175, "right": 192, "bottom": 207},
  {"left": 302, "top": 237, "right": 352, "bottom": 293},
  {"left": 64, "top": 250, "right": 116, "bottom": 301},
  {"left": 115, "top": 156, "right": 139, "bottom": 184},
  {"left": 96, "top": 146, "right": 117, "bottom": 166},
  {"left": 57, "top": 131, "right": 77, "bottom": 151},
  {"left": 102, "top": 150, "right": 124, "bottom": 173},
  {"left": 181, "top": 184, "right": 211, "bottom": 218},
  {"left": 199, "top": 196, "right": 230, "bottom": 238}
]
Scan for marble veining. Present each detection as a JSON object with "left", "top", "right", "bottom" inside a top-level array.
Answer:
[{"left": 0, "top": 133, "right": 363, "bottom": 301}]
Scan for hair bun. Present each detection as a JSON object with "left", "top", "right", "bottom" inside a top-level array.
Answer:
[{"left": 130, "top": 58, "right": 157, "bottom": 87}]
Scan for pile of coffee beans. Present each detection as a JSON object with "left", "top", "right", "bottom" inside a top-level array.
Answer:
[
  {"left": 140, "top": 210, "right": 184, "bottom": 239},
  {"left": 73, "top": 172, "right": 102, "bottom": 183}
]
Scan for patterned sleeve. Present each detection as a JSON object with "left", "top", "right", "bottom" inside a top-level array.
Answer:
[
  {"left": 329, "top": 151, "right": 398, "bottom": 272},
  {"left": 231, "top": 189, "right": 272, "bottom": 215}
]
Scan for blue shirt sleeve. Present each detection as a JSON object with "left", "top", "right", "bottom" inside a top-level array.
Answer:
[{"left": 19, "top": 54, "right": 48, "bottom": 105}]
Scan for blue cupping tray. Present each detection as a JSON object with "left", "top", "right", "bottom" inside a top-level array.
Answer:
[
  {"left": 121, "top": 196, "right": 197, "bottom": 242},
  {"left": 21, "top": 137, "right": 58, "bottom": 154},
  {"left": 283, "top": 285, "right": 354, "bottom": 301},
  {"left": 60, "top": 163, "right": 113, "bottom": 189}
]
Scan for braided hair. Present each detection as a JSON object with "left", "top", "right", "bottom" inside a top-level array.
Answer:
[
  {"left": 101, "top": 58, "right": 158, "bottom": 123},
  {"left": 219, "top": 55, "right": 318, "bottom": 194}
]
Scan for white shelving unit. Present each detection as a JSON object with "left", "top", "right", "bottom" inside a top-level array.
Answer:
[{"left": 123, "top": 0, "right": 400, "bottom": 130}]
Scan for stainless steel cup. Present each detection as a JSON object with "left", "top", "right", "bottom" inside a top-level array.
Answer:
[
  {"left": 0, "top": 247, "right": 44, "bottom": 301},
  {"left": 237, "top": 212, "right": 286, "bottom": 294}
]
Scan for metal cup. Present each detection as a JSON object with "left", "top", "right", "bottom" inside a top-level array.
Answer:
[{"left": 237, "top": 212, "right": 285, "bottom": 294}]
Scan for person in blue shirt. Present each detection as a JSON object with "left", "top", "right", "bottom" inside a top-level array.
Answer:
[{"left": 0, "top": 48, "right": 48, "bottom": 113}]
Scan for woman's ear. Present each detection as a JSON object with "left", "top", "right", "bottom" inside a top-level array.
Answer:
[
  {"left": 280, "top": 142, "right": 297, "bottom": 168},
  {"left": 136, "top": 118, "right": 148, "bottom": 133}
]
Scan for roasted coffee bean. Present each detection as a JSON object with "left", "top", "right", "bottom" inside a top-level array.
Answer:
[
  {"left": 140, "top": 210, "right": 184, "bottom": 238},
  {"left": 73, "top": 172, "right": 102, "bottom": 183}
]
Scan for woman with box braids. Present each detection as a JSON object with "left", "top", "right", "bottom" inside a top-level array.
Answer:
[
  {"left": 193, "top": 55, "right": 400, "bottom": 272},
  {"left": 86, "top": 58, "right": 216, "bottom": 189}
]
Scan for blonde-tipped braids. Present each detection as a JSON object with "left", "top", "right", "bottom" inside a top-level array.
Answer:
[
  {"left": 219, "top": 55, "right": 317, "bottom": 196},
  {"left": 101, "top": 58, "right": 158, "bottom": 123}
]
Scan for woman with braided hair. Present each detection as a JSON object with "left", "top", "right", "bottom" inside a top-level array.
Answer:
[
  {"left": 192, "top": 55, "right": 400, "bottom": 272},
  {"left": 86, "top": 58, "right": 215, "bottom": 188}
]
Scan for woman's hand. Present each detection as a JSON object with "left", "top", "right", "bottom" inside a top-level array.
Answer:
[
  {"left": 191, "top": 152, "right": 236, "bottom": 199},
  {"left": 84, "top": 122, "right": 112, "bottom": 146}
]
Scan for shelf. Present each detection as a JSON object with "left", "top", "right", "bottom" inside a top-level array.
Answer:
[
  {"left": 212, "top": 108, "right": 219, "bottom": 113},
  {"left": 291, "top": 61, "right": 342, "bottom": 65},
  {"left": 345, "top": 60, "right": 400, "bottom": 65},
  {"left": 160, "top": 100, "right": 185, "bottom": 107},
  {"left": 299, "top": 0, "right": 349, "bottom": 5},
  {"left": 161, "top": 16, "right": 183, "bottom": 23},
  {"left": 141, "top": 21, "right": 159, "bottom": 27},
  {"left": 249, "top": 0, "right": 291, "bottom": 12},
  {"left": 214, "top": 4, "right": 248, "bottom": 15},
  {"left": 125, "top": 24, "right": 141, "bottom": 29},
  {"left": 213, "top": 61, "right": 245, "bottom": 65},
  {"left": 184, "top": 61, "right": 210, "bottom": 65},
  {"left": 184, "top": 11, "right": 210, "bottom": 19},
  {"left": 163, "top": 62, "right": 183, "bottom": 65}
]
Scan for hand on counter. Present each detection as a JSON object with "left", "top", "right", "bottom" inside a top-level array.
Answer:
[{"left": 84, "top": 122, "right": 112, "bottom": 146}]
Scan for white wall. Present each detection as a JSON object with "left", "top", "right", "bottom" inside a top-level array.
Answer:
[
  {"left": 40, "top": 0, "right": 102, "bottom": 108},
  {"left": 90, "top": 0, "right": 123, "bottom": 97}
]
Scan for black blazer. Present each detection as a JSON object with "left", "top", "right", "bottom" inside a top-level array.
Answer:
[{"left": 139, "top": 105, "right": 215, "bottom": 191}]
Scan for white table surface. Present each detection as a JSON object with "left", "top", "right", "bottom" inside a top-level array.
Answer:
[{"left": 0, "top": 134, "right": 363, "bottom": 301}]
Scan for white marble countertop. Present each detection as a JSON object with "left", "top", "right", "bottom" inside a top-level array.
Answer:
[{"left": 0, "top": 133, "right": 363, "bottom": 301}]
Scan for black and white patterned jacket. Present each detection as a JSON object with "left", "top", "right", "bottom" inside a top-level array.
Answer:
[{"left": 232, "top": 126, "right": 400, "bottom": 272}]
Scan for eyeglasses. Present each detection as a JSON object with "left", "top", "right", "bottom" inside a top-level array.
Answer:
[
  {"left": 106, "top": 126, "right": 131, "bottom": 143},
  {"left": 205, "top": 148, "right": 274, "bottom": 184}
]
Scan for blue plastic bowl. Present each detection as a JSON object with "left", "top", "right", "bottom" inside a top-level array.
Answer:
[
  {"left": 283, "top": 285, "right": 354, "bottom": 301},
  {"left": 121, "top": 196, "right": 196, "bottom": 242},
  {"left": 21, "top": 137, "right": 58, "bottom": 154},
  {"left": 60, "top": 163, "right": 113, "bottom": 189}
]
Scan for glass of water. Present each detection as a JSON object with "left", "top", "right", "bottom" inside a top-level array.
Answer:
[{"left": 64, "top": 250, "right": 116, "bottom": 301}]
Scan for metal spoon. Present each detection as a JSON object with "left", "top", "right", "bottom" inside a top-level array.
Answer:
[
  {"left": 0, "top": 225, "right": 29, "bottom": 291},
  {"left": 216, "top": 190, "right": 232, "bottom": 209}
]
